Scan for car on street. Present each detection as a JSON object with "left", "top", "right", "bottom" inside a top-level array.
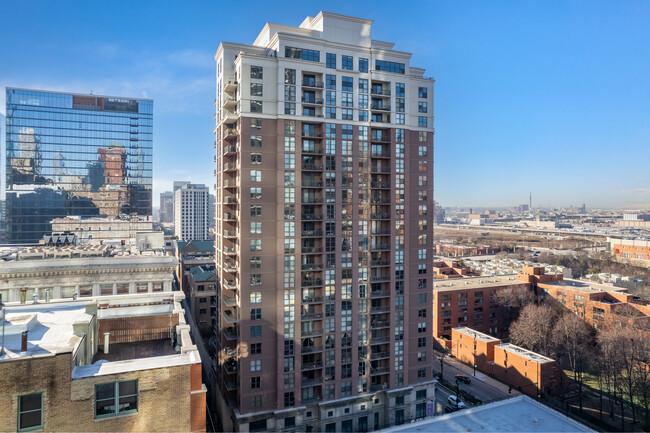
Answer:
[
  {"left": 455, "top": 374, "right": 471, "bottom": 384},
  {"left": 447, "top": 395, "right": 466, "bottom": 409}
]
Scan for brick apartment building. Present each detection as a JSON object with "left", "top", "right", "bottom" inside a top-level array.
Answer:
[
  {"left": 213, "top": 11, "right": 436, "bottom": 432},
  {"left": 187, "top": 265, "right": 217, "bottom": 332},
  {"left": 608, "top": 237, "right": 650, "bottom": 261},
  {"left": 0, "top": 292, "right": 206, "bottom": 432},
  {"left": 433, "top": 267, "right": 563, "bottom": 344},
  {"left": 432, "top": 260, "right": 472, "bottom": 279},
  {"left": 451, "top": 327, "right": 564, "bottom": 397},
  {"left": 538, "top": 279, "right": 650, "bottom": 329},
  {"left": 175, "top": 240, "right": 214, "bottom": 293}
]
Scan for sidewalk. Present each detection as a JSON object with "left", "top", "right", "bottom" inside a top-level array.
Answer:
[{"left": 444, "top": 356, "right": 521, "bottom": 397}]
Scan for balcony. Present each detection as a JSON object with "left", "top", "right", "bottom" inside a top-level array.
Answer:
[
  {"left": 301, "top": 361, "right": 323, "bottom": 370},
  {"left": 370, "top": 306, "right": 391, "bottom": 314},
  {"left": 223, "top": 162, "right": 238, "bottom": 172},
  {"left": 225, "top": 379, "right": 238, "bottom": 391},
  {"left": 223, "top": 128, "right": 238, "bottom": 140},
  {"left": 301, "top": 377, "right": 323, "bottom": 386},
  {"left": 223, "top": 311, "right": 238, "bottom": 324},
  {"left": 223, "top": 261, "right": 238, "bottom": 273},
  {"left": 370, "top": 151, "right": 392, "bottom": 159},
  {"left": 370, "top": 367, "right": 390, "bottom": 376},
  {"left": 370, "top": 197, "right": 391, "bottom": 205},
  {"left": 370, "top": 260, "right": 391, "bottom": 267},
  {"left": 302, "top": 180, "right": 323, "bottom": 187},
  {"left": 223, "top": 179, "right": 237, "bottom": 189},
  {"left": 371, "top": 384, "right": 387, "bottom": 392},
  {"left": 301, "top": 311, "right": 323, "bottom": 320},
  {"left": 302, "top": 396, "right": 322, "bottom": 405},
  {"left": 223, "top": 230, "right": 237, "bottom": 239},
  {"left": 301, "top": 247, "right": 323, "bottom": 254},
  {"left": 370, "top": 244, "right": 390, "bottom": 251},
  {"left": 370, "top": 275, "right": 390, "bottom": 283},
  {"left": 370, "top": 166, "right": 391, "bottom": 174},
  {"left": 370, "top": 182, "right": 391, "bottom": 189},
  {"left": 301, "top": 229, "right": 323, "bottom": 237},
  {"left": 370, "top": 336, "right": 390, "bottom": 344},
  {"left": 301, "top": 345, "right": 323, "bottom": 354},
  {"left": 370, "top": 290, "right": 391, "bottom": 298},
  {"left": 370, "top": 229, "right": 391, "bottom": 236},
  {"left": 370, "top": 319, "right": 390, "bottom": 328},
  {"left": 223, "top": 145, "right": 238, "bottom": 155},
  {"left": 302, "top": 328, "right": 323, "bottom": 337},
  {"left": 222, "top": 96, "right": 237, "bottom": 110},
  {"left": 302, "top": 80, "right": 324, "bottom": 89},
  {"left": 370, "top": 103, "right": 391, "bottom": 112},
  {"left": 302, "top": 163, "right": 324, "bottom": 171},
  {"left": 370, "top": 351, "right": 390, "bottom": 360},
  {"left": 370, "top": 213, "right": 391, "bottom": 220},
  {"left": 301, "top": 263, "right": 323, "bottom": 271},
  {"left": 302, "top": 296, "right": 323, "bottom": 304},
  {"left": 371, "top": 88, "right": 391, "bottom": 96},
  {"left": 301, "top": 214, "right": 323, "bottom": 221},
  {"left": 370, "top": 135, "right": 391, "bottom": 143},
  {"left": 224, "top": 80, "right": 238, "bottom": 93},
  {"left": 222, "top": 279, "right": 237, "bottom": 290},
  {"left": 223, "top": 327, "right": 237, "bottom": 340},
  {"left": 302, "top": 97, "right": 324, "bottom": 105},
  {"left": 223, "top": 212, "right": 237, "bottom": 221},
  {"left": 302, "top": 148, "right": 323, "bottom": 155},
  {"left": 224, "top": 360, "right": 238, "bottom": 374},
  {"left": 223, "top": 296, "right": 237, "bottom": 307},
  {"left": 301, "top": 130, "right": 323, "bottom": 139}
]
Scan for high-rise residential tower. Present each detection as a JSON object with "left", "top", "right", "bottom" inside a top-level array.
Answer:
[
  {"left": 214, "top": 12, "right": 434, "bottom": 431},
  {"left": 174, "top": 182, "right": 210, "bottom": 241},
  {"left": 4, "top": 88, "right": 153, "bottom": 243}
]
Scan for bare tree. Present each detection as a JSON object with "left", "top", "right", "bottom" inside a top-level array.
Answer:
[
  {"left": 509, "top": 304, "right": 558, "bottom": 357},
  {"left": 491, "top": 285, "right": 535, "bottom": 324},
  {"left": 554, "top": 313, "right": 593, "bottom": 411},
  {"left": 432, "top": 346, "right": 449, "bottom": 381}
]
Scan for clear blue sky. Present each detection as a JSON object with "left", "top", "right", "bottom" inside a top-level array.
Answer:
[{"left": 1, "top": 0, "right": 648, "bottom": 209}]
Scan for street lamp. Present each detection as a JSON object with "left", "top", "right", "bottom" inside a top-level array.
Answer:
[{"left": 0, "top": 293, "right": 6, "bottom": 356}]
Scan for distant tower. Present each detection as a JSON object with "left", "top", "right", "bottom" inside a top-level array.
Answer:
[{"left": 529, "top": 192, "right": 532, "bottom": 211}]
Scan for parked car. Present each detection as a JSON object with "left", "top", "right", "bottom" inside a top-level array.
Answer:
[
  {"left": 455, "top": 374, "right": 471, "bottom": 384},
  {"left": 447, "top": 395, "right": 466, "bottom": 408},
  {"left": 445, "top": 404, "right": 466, "bottom": 413}
]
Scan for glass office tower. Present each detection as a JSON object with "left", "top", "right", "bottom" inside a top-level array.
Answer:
[{"left": 4, "top": 88, "right": 153, "bottom": 243}]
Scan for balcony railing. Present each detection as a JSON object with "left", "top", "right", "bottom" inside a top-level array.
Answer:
[
  {"left": 301, "top": 311, "right": 323, "bottom": 320},
  {"left": 302, "top": 163, "right": 324, "bottom": 171},
  {"left": 371, "top": 213, "right": 391, "bottom": 220},
  {"left": 302, "top": 328, "right": 323, "bottom": 337},
  {"left": 301, "top": 345, "right": 323, "bottom": 354},
  {"left": 301, "top": 263, "right": 323, "bottom": 271},
  {"left": 370, "top": 320, "right": 390, "bottom": 328},
  {"left": 370, "top": 166, "right": 391, "bottom": 173},
  {"left": 371, "top": 88, "right": 391, "bottom": 96},
  {"left": 301, "top": 214, "right": 323, "bottom": 221},
  {"left": 301, "top": 247, "right": 323, "bottom": 254},
  {"left": 301, "top": 377, "right": 323, "bottom": 386},
  {"left": 370, "top": 135, "right": 391, "bottom": 143},
  {"left": 301, "top": 361, "right": 323, "bottom": 370},
  {"left": 302, "top": 296, "right": 323, "bottom": 304},
  {"left": 302, "top": 196, "right": 324, "bottom": 204},
  {"left": 370, "top": 306, "right": 391, "bottom": 313},
  {"left": 370, "top": 367, "right": 390, "bottom": 375},
  {"left": 302, "top": 180, "right": 323, "bottom": 187},
  {"left": 223, "top": 327, "right": 237, "bottom": 340},
  {"left": 370, "top": 244, "right": 390, "bottom": 251},
  {"left": 302, "top": 80, "right": 324, "bottom": 88},
  {"left": 302, "top": 97, "right": 324, "bottom": 105},
  {"left": 370, "top": 182, "right": 391, "bottom": 189},
  {"left": 301, "top": 130, "right": 323, "bottom": 139},
  {"left": 370, "top": 290, "right": 391, "bottom": 297},
  {"left": 370, "top": 104, "right": 391, "bottom": 111},
  {"left": 370, "top": 351, "right": 390, "bottom": 360}
]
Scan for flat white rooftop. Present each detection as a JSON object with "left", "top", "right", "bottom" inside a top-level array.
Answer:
[
  {"left": 0, "top": 302, "right": 92, "bottom": 360},
  {"left": 453, "top": 327, "right": 501, "bottom": 343},
  {"left": 497, "top": 343, "right": 555, "bottom": 364},
  {"left": 384, "top": 396, "right": 594, "bottom": 432},
  {"left": 433, "top": 275, "right": 525, "bottom": 292}
]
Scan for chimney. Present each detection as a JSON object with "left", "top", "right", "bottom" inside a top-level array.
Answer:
[
  {"left": 104, "top": 332, "right": 110, "bottom": 354},
  {"left": 21, "top": 331, "right": 28, "bottom": 352}
]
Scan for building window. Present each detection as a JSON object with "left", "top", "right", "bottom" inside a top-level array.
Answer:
[
  {"left": 250, "top": 325, "right": 262, "bottom": 337},
  {"left": 250, "top": 308, "right": 262, "bottom": 320},
  {"left": 251, "top": 360, "right": 262, "bottom": 372},
  {"left": 342, "top": 55, "right": 353, "bottom": 70},
  {"left": 326, "top": 53, "right": 336, "bottom": 69},
  {"left": 251, "top": 376, "right": 261, "bottom": 389},
  {"left": 418, "top": 87, "right": 428, "bottom": 98},
  {"left": 250, "top": 83, "right": 263, "bottom": 96},
  {"left": 250, "top": 291, "right": 262, "bottom": 303},
  {"left": 18, "top": 393, "right": 42, "bottom": 431},
  {"left": 251, "top": 66, "right": 263, "bottom": 79},
  {"left": 250, "top": 170, "right": 262, "bottom": 183},
  {"left": 342, "top": 77, "right": 353, "bottom": 92},
  {"left": 250, "top": 135, "right": 262, "bottom": 147},
  {"left": 285, "top": 46, "right": 320, "bottom": 62},
  {"left": 375, "top": 60, "right": 405, "bottom": 74},
  {"left": 251, "top": 343, "right": 262, "bottom": 354},
  {"left": 284, "top": 392, "right": 295, "bottom": 407},
  {"left": 95, "top": 380, "right": 138, "bottom": 419},
  {"left": 326, "top": 74, "right": 336, "bottom": 90},
  {"left": 418, "top": 101, "right": 428, "bottom": 113},
  {"left": 250, "top": 100, "right": 262, "bottom": 113},
  {"left": 250, "top": 205, "right": 262, "bottom": 217},
  {"left": 418, "top": 116, "right": 428, "bottom": 127},
  {"left": 326, "top": 107, "right": 336, "bottom": 119},
  {"left": 251, "top": 153, "right": 262, "bottom": 164},
  {"left": 359, "top": 58, "right": 368, "bottom": 73},
  {"left": 250, "top": 188, "right": 262, "bottom": 200}
]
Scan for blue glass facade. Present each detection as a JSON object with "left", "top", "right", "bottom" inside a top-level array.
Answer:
[{"left": 4, "top": 88, "right": 153, "bottom": 243}]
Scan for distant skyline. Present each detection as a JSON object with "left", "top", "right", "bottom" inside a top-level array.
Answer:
[{"left": 1, "top": 0, "right": 648, "bottom": 209}]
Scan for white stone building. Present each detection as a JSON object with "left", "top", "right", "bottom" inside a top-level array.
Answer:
[{"left": 174, "top": 183, "right": 210, "bottom": 241}]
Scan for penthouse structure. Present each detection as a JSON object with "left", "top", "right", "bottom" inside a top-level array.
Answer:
[
  {"left": 213, "top": 12, "right": 435, "bottom": 431},
  {"left": 0, "top": 292, "right": 206, "bottom": 432}
]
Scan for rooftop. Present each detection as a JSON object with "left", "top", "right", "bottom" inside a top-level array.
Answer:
[
  {"left": 433, "top": 275, "right": 525, "bottom": 292},
  {"left": 540, "top": 279, "right": 630, "bottom": 295},
  {"left": 497, "top": 343, "right": 555, "bottom": 364},
  {"left": 453, "top": 327, "right": 501, "bottom": 343},
  {"left": 384, "top": 395, "right": 593, "bottom": 432},
  {"left": 0, "top": 302, "right": 93, "bottom": 361}
]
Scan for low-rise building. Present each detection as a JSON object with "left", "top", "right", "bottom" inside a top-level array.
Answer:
[
  {"left": 538, "top": 279, "right": 650, "bottom": 329},
  {"left": 432, "top": 260, "right": 472, "bottom": 279},
  {"left": 608, "top": 237, "right": 650, "bottom": 261},
  {"left": 50, "top": 215, "right": 154, "bottom": 245},
  {"left": 0, "top": 292, "right": 206, "bottom": 432},
  {"left": 174, "top": 240, "right": 214, "bottom": 295},
  {"left": 450, "top": 328, "right": 564, "bottom": 397},
  {"left": 187, "top": 265, "right": 217, "bottom": 332},
  {"left": 0, "top": 243, "right": 177, "bottom": 304}
]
